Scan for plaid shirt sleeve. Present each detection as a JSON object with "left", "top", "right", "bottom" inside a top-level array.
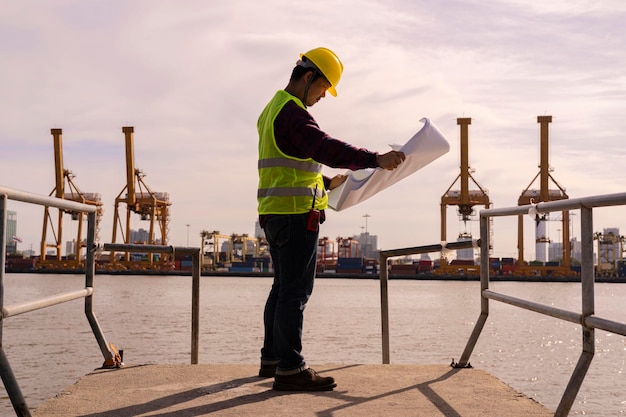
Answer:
[{"left": 274, "top": 100, "right": 379, "bottom": 172}]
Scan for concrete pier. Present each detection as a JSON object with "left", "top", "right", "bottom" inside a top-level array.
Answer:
[{"left": 32, "top": 363, "right": 553, "bottom": 416}]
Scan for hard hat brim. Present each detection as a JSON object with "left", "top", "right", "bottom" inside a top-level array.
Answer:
[{"left": 299, "top": 52, "right": 339, "bottom": 97}]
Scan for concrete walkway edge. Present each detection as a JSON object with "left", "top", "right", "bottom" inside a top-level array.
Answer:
[{"left": 32, "top": 363, "right": 553, "bottom": 417}]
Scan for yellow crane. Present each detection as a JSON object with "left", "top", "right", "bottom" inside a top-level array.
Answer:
[
  {"left": 594, "top": 230, "right": 624, "bottom": 277},
  {"left": 111, "top": 127, "right": 171, "bottom": 266},
  {"left": 231, "top": 233, "right": 261, "bottom": 261},
  {"left": 439, "top": 118, "right": 491, "bottom": 272},
  {"left": 200, "top": 230, "right": 232, "bottom": 270},
  {"left": 336, "top": 237, "right": 359, "bottom": 258},
  {"left": 317, "top": 236, "right": 336, "bottom": 272},
  {"left": 40, "top": 128, "right": 103, "bottom": 268},
  {"left": 517, "top": 116, "right": 572, "bottom": 276}
]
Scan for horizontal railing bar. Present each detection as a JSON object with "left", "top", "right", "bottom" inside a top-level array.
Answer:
[
  {"left": 483, "top": 289, "right": 582, "bottom": 324},
  {"left": 585, "top": 316, "right": 626, "bottom": 337},
  {"left": 485, "top": 290, "right": 626, "bottom": 339},
  {"left": 481, "top": 192, "right": 626, "bottom": 218},
  {"left": 0, "top": 186, "right": 97, "bottom": 213},
  {"left": 2, "top": 288, "right": 94, "bottom": 319},
  {"left": 380, "top": 239, "right": 479, "bottom": 258},
  {"left": 103, "top": 243, "right": 199, "bottom": 254}
]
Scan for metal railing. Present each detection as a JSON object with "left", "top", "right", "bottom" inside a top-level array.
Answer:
[
  {"left": 378, "top": 239, "right": 479, "bottom": 364},
  {"left": 102, "top": 242, "right": 202, "bottom": 365},
  {"left": 1, "top": 186, "right": 111, "bottom": 417},
  {"left": 0, "top": 186, "right": 201, "bottom": 417},
  {"left": 378, "top": 191, "right": 626, "bottom": 417}
]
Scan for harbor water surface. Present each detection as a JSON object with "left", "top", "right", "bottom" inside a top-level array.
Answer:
[{"left": 1, "top": 273, "right": 625, "bottom": 416}]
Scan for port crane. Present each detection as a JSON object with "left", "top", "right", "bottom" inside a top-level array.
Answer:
[
  {"left": 111, "top": 127, "right": 171, "bottom": 265},
  {"left": 41, "top": 128, "right": 103, "bottom": 267},
  {"left": 317, "top": 236, "right": 337, "bottom": 272},
  {"left": 231, "top": 233, "right": 261, "bottom": 260},
  {"left": 439, "top": 118, "right": 491, "bottom": 271},
  {"left": 517, "top": 116, "right": 572, "bottom": 275},
  {"left": 594, "top": 230, "right": 625, "bottom": 277},
  {"left": 200, "top": 230, "right": 232, "bottom": 270},
  {"left": 336, "top": 237, "right": 359, "bottom": 258}
]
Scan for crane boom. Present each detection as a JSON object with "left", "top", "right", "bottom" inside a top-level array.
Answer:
[{"left": 123, "top": 126, "right": 136, "bottom": 206}]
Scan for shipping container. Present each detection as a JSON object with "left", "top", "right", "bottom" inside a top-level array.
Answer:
[
  {"left": 501, "top": 264, "right": 518, "bottom": 275},
  {"left": 390, "top": 264, "right": 417, "bottom": 275},
  {"left": 417, "top": 260, "right": 433, "bottom": 272},
  {"left": 450, "top": 259, "right": 475, "bottom": 266},
  {"left": 489, "top": 260, "right": 501, "bottom": 268},
  {"left": 229, "top": 266, "right": 260, "bottom": 273},
  {"left": 337, "top": 257, "right": 363, "bottom": 269},
  {"left": 335, "top": 267, "right": 364, "bottom": 274},
  {"left": 364, "top": 264, "right": 378, "bottom": 274},
  {"left": 231, "top": 261, "right": 255, "bottom": 268}
]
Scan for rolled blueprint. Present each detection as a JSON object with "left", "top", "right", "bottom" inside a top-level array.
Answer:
[{"left": 328, "top": 118, "right": 450, "bottom": 211}]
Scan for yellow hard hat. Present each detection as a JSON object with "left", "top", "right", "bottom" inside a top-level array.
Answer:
[{"left": 300, "top": 47, "right": 343, "bottom": 96}]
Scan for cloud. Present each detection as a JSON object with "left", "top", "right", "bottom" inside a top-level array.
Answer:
[{"left": 1, "top": 0, "right": 626, "bottom": 259}]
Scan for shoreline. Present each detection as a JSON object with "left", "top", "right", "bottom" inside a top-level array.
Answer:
[{"left": 6, "top": 267, "right": 626, "bottom": 283}]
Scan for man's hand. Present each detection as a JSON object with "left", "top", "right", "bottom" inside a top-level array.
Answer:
[
  {"left": 376, "top": 150, "right": 406, "bottom": 170},
  {"left": 328, "top": 174, "right": 348, "bottom": 190}
]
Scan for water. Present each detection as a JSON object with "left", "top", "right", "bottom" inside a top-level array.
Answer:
[{"left": 1, "top": 273, "right": 625, "bottom": 416}]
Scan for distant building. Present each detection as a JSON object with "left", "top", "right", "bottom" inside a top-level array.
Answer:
[
  {"left": 130, "top": 228, "right": 150, "bottom": 244},
  {"left": 547, "top": 237, "right": 584, "bottom": 264},
  {"left": 4, "top": 210, "right": 17, "bottom": 255},
  {"left": 355, "top": 232, "right": 378, "bottom": 259},
  {"left": 456, "top": 233, "right": 474, "bottom": 260},
  {"left": 254, "top": 220, "right": 264, "bottom": 239},
  {"left": 66, "top": 240, "right": 77, "bottom": 258},
  {"left": 548, "top": 241, "right": 561, "bottom": 262},
  {"left": 129, "top": 228, "right": 161, "bottom": 260},
  {"left": 570, "top": 237, "right": 582, "bottom": 263}
]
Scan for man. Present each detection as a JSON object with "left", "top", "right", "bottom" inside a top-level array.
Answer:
[{"left": 257, "top": 47, "right": 405, "bottom": 391}]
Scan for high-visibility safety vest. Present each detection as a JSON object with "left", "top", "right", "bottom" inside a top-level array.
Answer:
[{"left": 257, "top": 90, "right": 328, "bottom": 215}]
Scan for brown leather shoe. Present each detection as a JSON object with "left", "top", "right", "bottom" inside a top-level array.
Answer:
[{"left": 273, "top": 368, "right": 336, "bottom": 391}]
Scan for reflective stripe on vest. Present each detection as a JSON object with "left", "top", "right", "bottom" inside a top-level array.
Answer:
[
  {"left": 257, "top": 186, "right": 325, "bottom": 198},
  {"left": 258, "top": 158, "right": 323, "bottom": 173},
  {"left": 257, "top": 90, "right": 328, "bottom": 214}
]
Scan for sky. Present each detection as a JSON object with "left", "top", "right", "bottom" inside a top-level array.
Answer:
[{"left": 1, "top": 0, "right": 625, "bottom": 260}]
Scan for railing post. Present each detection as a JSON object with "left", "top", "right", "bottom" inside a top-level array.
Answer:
[
  {"left": 554, "top": 205, "right": 595, "bottom": 416},
  {"left": 377, "top": 240, "right": 479, "bottom": 366},
  {"left": 0, "top": 193, "right": 32, "bottom": 416},
  {"left": 191, "top": 249, "right": 200, "bottom": 364},
  {"left": 84, "top": 211, "right": 115, "bottom": 366},
  {"left": 454, "top": 211, "right": 490, "bottom": 368},
  {"left": 0, "top": 349, "right": 30, "bottom": 417},
  {"left": 103, "top": 243, "right": 202, "bottom": 365},
  {"left": 0, "top": 193, "right": 6, "bottom": 333},
  {"left": 580, "top": 206, "right": 596, "bottom": 352},
  {"left": 379, "top": 252, "right": 390, "bottom": 364}
]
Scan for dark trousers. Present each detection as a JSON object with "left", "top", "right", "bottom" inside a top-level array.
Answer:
[{"left": 261, "top": 213, "right": 318, "bottom": 372}]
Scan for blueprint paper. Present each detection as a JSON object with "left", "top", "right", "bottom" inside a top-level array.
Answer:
[{"left": 327, "top": 118, "right": 450, "bottom": 211}]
